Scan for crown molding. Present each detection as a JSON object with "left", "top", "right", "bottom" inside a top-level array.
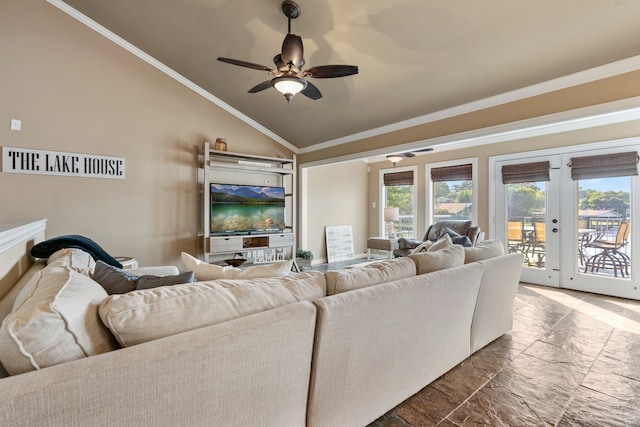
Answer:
[
  {"left": 300, "top": 96, "right": 640, "bottom": 168},
  {"left": 300, "top": 55, "right": 640, "bottom": 154}
]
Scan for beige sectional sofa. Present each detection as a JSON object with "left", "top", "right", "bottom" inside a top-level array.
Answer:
[{"left": 0, "top": 220, "right": 522, "bottom": 427}]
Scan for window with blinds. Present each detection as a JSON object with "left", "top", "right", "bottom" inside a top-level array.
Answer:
[
  {"left": 382, "top": 169, "right": 415, "bottom": 239},
  {"left": 430, "top": 162, "right": 474, "bottom": 223}
]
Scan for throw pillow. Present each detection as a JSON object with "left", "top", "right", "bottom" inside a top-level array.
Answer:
[
  {"left": 31, "top": 235, "right": 123, "bottom": 268},
  {"left": 438, "top": 227, "right": 460, "bottom": 239},
  {"left": 12, "top": 248, "right": 97, "bottom": 308},
  {"left": 464, "top": 239, "right": 505, "bottom": 263},
  {"left": 136, "top": 272, "right": 196, "bottom": 290},
  {"left": 427, "top": 234, "right": 453, "bottom": 252},
  {"left": 0, "top": 264, "right": 118, "bottom": 375},
  {"left": 409, "top": 244, "right": 465, "bottom": 275},
  {"left": 93, "top": 260, "right": 139, "bottom": 294},
  {"left": 181, "top": 252, "right": 292, "bottom": 281},
  {"left": 410, "top": 240, "right": 433, "bottom": 254},
  {"left": 438, "top": 227, "right": 472, "bottom": 247},
  {"left": 93, "top": 261, "right": 195, "bottom": 294}
]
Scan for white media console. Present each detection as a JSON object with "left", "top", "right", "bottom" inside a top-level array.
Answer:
[{"left": 199, "top": 142, "right": 297, "bottom": 265}]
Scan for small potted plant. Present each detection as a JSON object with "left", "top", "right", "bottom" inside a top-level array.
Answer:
[{"left": 295, "top": 249, "right": 314, "bottom": 271}]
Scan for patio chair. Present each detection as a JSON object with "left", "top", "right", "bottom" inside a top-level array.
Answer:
[
  {"left": 584, "top": 218, "right": 631, "bottom": 277},
  {"left": 507, "top": 218, "right": 531, "bottom": 265},
  {"left": 529, "top": 219, "right": 546, "bottom": 267}
]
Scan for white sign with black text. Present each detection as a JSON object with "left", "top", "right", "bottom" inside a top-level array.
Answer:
[{"left": 2, "top": 146, "right": 125, "bottom": 179}]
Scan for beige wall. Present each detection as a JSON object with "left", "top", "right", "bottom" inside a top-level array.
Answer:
[
  {"left": 0, "top": 1, "right": 292, "bottom": 266},
  {"left": 303, "top": 160, "right": 369, "bottom": 262}
]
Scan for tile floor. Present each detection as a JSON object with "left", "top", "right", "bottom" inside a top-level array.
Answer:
[{"left": 364, "top": 282, "right": 640, "bottom": 426}]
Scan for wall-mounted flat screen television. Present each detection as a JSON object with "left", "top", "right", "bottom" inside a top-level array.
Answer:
[{"left": 210, "top": 183, "right": 286, "bottom": 235}]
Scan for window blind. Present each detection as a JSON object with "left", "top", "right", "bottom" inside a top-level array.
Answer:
[
  {"left": 430, "top": 163, "right": 472, "bottom": 182},
  {"left": 568, "top": 151, "right": 639, "bottom": 180},
  {"left": 383, "top": 170, "right": 414, "bottom": 186},
  {"left": 501, "top": 161, "right": 550, "bottom": 184}
]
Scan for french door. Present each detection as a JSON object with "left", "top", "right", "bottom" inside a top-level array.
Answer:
[{"left": 493, "top": 144, "right": 640, "bottom": 300}]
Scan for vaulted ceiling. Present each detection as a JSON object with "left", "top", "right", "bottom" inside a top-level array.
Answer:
[{"left": 58, "top": 0, "right": 640, "bottom": 152}]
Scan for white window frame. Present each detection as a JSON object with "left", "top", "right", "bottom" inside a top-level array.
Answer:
[
  {"left": 379, "top": 165, "right": 418, "bottom": 238},
  {"left": 425, "top": 157, "right": 478, "bottom": 226}
]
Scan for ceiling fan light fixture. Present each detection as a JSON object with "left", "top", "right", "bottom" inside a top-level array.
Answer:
[
  {"left": 387, "top": 154, "right": 404, "bottom": 166},
  {"left": 272, "top": 76, "right": 307, "bottom": 102}
]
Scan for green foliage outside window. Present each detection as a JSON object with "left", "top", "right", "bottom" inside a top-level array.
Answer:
[
  {"left": 386, "top": 185, "right": 413, "bottom": 215},
  {"left": 508, "top": 183, "right": 629, "bottom": 217},
  {"left": 508, "top": 183, "right": 545, "bottom": 217},
  {"left": 578, "top": 188, "right": 629, "bottom": 213}
]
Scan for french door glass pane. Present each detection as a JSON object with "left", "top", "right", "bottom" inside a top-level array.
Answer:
[
  {"left": 385, "top": 184, "right": 414, "bottom": 238},
  {"left": 578, "top": 177, "right": 631, "bottom": 278},
  {"left": 507, "top": 182, "right": 547, "bottom": 268}
]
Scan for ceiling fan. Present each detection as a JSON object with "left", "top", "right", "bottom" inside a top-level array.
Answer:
[
  {"left": 217, "top": 0, "right": 358, "bottom": 103},
  {"left": 386, "top": 148, "right": 434, "bottom": 166}
]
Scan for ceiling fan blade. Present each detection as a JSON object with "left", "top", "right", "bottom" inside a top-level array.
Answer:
[
  {"left": 281, "top": 34, "right": 304, "bottom": 69},
  {"left": 304, "top": 65, "right": 359, "bottom": 78},
  {"left": 217, "top": 57, "right": 273, "bottom": 72},
  {"left": 401, "top": 148, "right": 433, "bottom": 157},
  {"left": 248, "top": 80, "right": 273, "bottom": 93},
  {"left": 300, "top": 81, "right": 322, "bottom": 100}
]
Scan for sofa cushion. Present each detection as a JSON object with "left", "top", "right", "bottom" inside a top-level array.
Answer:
[
  {"left": 181, "top": 252, "right": 292, "bottom": 281},
  {"left": 325, "top": 257, "right": 417, "bottom": 295},
  {"left": 438, "top": 227, "right": 472, "bottom": 247},
  {"left": 99, "top": 270, "right": 326, "bottom": 347},
  {"left": 0, "top": 263, "right": 118, "bottom": 375},
  {"left": 409, "top": 244, "right": 465, "bottom": 275},
  {"left": 464, "top": 239, "right": 505, "bottom": 263},
  {"left": 93, "top": 260, "right": 195, "bottom": 294}
]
